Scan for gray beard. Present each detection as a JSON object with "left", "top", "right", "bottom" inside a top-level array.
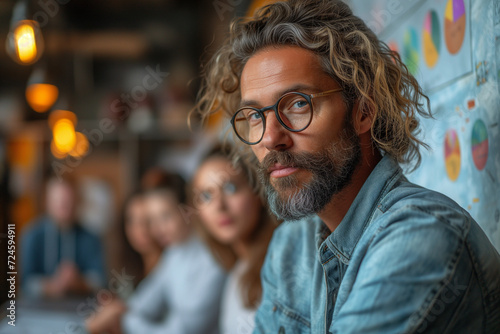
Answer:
[{"left": 258, "top": 127, "right": 361, "bottom": 221}]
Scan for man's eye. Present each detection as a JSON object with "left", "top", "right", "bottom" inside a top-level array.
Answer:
[
  {"left": 223, "top": 182, "right": 237, "bottom": 194},
  {"left": 293, "top": 100, "right": 308, "bottom": 108},
  {"left": 248, "top": 111, "right": 262, "bottom": 121}
]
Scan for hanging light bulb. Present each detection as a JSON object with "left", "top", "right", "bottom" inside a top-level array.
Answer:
[
  {"left": 14, "top": 22, "right": 38, "bottom": 63},
  {"left": 26, "top": 83, "right": 59, "bottom": 112},
  {"left": 25, "top": 66, "right": 59, "bottom": 113},
  {"left": 6, "top": 2, "right": 44, "bottom": 65},
  {"left": 69, "top": 132, "right": 89, "bottom": 158},
  {"left": 48, "top": 98, "right": 78, "bottom": 158},
  {"left": 53, "top": 118, "right": 76, "bottom": 154},
  {"left": 50, "top": 139, "right": 68, "bottom": 159},
  {"left": 48, "top": 109, "right": 77, "bottom": 129}
]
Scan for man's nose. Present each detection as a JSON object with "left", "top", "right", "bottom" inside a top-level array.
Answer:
[{"left": 261, "top": 111, "right": 292, "bottom": 151}]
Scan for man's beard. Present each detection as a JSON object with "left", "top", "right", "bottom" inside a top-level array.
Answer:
[{"left": 257, "top": 123, "right": 361, "bottom": 221}]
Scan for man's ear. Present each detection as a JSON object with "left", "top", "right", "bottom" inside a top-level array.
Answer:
[{"left": 351, "top": 101, "right": 373, "bottom": 135}]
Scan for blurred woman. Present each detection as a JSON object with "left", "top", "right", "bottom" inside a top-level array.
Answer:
[
  {"left": 119, "top": 190, "right": 163, "bottom": 295},
  {"left": 122, "top": 172, "right": 226, "bottom": 334},
  {"left": 192, "top": 146, "right": 277, "bottom": 334},
  {"left": 86, "top": 190, "right": 162, "bottom": 334}
]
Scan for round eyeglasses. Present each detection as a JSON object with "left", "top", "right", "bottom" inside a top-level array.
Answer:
[{"left": 230, "top": 88, "right": 343, "bottom": 145}]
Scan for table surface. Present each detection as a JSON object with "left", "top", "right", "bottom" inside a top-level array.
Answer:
[{"left": 0, "top": 298, "right": 88, "bottom": 334}]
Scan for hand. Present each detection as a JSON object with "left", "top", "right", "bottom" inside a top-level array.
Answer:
[
  {"left": 86, "top": 299, "right": 127, "bottom": 334},
  {"left": 57, "top": 261, "right": 80, "bottom": 287},
  {"left": 43, "top": 277, "right": 66, "bottom": 298},
  {"left": 43, "top": 261, "right": 91, "bottom": 297},
  {"left": 57, "top": 261, "right": 84, "bottom": 292}
]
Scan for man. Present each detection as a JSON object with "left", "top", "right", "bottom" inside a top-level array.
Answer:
[
  {"left": 21, "top": 174, "right": 105, "bottom": 298},
  {"left": 196, "top": 0, "right": 500, "bottom": 333}
]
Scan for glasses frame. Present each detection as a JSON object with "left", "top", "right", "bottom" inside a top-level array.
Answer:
[{"left": 230, "top": 88, "right": 343, "bottom": 145}]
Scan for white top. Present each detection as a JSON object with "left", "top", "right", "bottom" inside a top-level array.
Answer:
[
  {"left": 220, "top": 260, "right": 257, "bottom": 334},
  {"left": 123, "top": 235, "right": 226, "bottom": 334}
]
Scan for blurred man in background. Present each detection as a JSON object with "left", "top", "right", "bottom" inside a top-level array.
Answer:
[{"left": 21, "top": 173, "right": 105, "bottom": 298}]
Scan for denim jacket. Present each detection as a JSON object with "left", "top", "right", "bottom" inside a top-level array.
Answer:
[{"left": 254, "top": 156, "right": 500, "bottom": 334}]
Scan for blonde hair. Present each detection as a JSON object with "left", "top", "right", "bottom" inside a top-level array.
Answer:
[{"left": 194, "top": 0, "right": 431, "bottom": 170}]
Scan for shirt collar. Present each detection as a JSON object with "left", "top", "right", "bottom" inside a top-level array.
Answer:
[{"left": 315, "top": 155, "right": 403, "bottom": 264}]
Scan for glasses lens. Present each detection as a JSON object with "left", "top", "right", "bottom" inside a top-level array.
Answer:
[
  {"left": 233, "top": 108, "right": 264, "bottom": 144},
  {"left": 278, "top": 93, "right": 312, "bottom": 131}
]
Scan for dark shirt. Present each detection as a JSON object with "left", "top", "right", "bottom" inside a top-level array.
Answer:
[{"left": 20, "top": 216, "right": 106, "bottom": 297}]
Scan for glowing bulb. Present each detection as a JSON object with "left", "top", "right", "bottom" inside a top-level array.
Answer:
[
  {"left": 7, "top": 20, "right": 44, "bottom": 65},
  {"left": 26, "top": 83, "right": 59, "bottom": 113},
  {"left": 48, "top": 110, "right": 77, "bottom": 129},
  {"left": 53, "top": 119, "right": 76, "bottom": 153},
  {"left": 50, "top": 140, "right": 68, "bottom": 159},
  {"left": 69, "top": 132, "right": 89, "bottom": 158},
  {"left": 15, "top": 23, "right": 37, "bottom": 63}
]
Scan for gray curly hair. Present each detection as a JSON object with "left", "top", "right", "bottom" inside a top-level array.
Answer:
[{"left": 194, "top": 0, "right": 431, "bottom": 170}]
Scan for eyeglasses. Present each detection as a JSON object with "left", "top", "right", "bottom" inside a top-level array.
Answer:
[{"left": 230, "top": 88, "right": 343, "bottom": 145}]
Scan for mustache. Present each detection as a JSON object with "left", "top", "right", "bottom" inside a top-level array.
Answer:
[{"left": 257, "top": 150, "right": 332, "bottom": 175}]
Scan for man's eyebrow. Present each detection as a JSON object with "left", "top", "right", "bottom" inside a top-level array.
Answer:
[{"left": 238, "top": 84, "right": 318, "bottom": 109}]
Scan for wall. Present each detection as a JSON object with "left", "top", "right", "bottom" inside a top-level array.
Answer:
[{"left": 350, "top": 0, "right": 500, "bottom": 251}]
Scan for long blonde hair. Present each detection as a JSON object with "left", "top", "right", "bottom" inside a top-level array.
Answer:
[{"left": 193, "top": 0, "right": 431, "bottom": 171}]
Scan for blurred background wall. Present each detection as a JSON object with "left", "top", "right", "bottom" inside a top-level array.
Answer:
[
  {"left": 350, "top": 0, "right": 500, "bottom": 252},
  {"left": 0, "top": 0, "right": 265, "bottom": 306}
]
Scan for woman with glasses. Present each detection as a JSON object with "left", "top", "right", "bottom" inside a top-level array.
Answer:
[{"left": 191, "top": 145, "right": 277, "bottom": 334}]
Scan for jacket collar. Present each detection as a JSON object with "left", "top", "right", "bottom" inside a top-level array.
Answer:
[{"left": 315, "top": 155, "right": 403, "bottom": 264}]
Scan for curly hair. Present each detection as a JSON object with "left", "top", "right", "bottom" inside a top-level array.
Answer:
[{"left": 194, "top": 0, "right": 431, "bottom": 170}]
